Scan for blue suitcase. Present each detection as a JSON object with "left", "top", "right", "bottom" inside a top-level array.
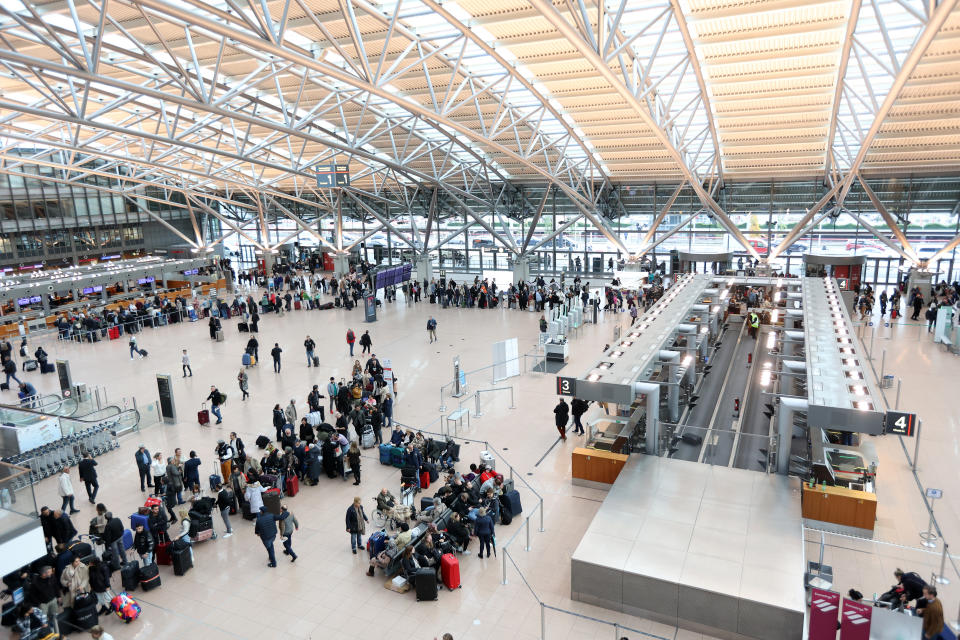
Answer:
[
  {"left": 390, "top": 446, "right": 405, "bottom": 468},
  {"left": 209, "top": 474, "right": 222, "bottom": 491},
  {"left": 379, "top": 443, "right": 392, "bottom": 465},
  {"left": 504, "top": 490, "right": 522, "bottom": 517},
  {"left": 242, "top": 353, "right": 252, "bottom": 366},
  {"left": 122, "top": 528, "right": 134, "bottom": 550},
  {"left": 129, "top": 513, "right": 150, "bottom": 531},
  {"left": 366, "top": 531, "right": 387, "bottom": 558}
]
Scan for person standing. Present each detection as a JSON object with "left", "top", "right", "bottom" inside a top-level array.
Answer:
[
  {"left": 215, "top": 483, "right": 234, "bottom": 538},
  {"left": 553, "top": 398, "right": 569, "bottom": 441},
  {"left": 279, "top": 505, "right": 299, "bottom": 562},
  {"left": 346, "top": 328, "right": 356, "bottom": 356},
  {"left": 272, "top": 404, "right": 286, "bottom": 442},
  {"left": 382, "top": 393, "right": 393, "bottom": 430},
  {"left": 216, "top": 439, "right": 234, "bottom": 483},
  {"left": 345, "top": 496, "right": 368, "bottom": 554},
  {"left": 135, "top": 445, "right": 152, "bottom": 492},
  {"left": 237, "top": 369, "right": 249, "bottom": 401},
  {"left": 304, "top": 335, "right": 316, "bottom": 367},
  {"left": 61, "top": 556, "right": 90, "bottom": 612},
  {"left": 879, "top": 290, "right": 888, "bottom": 316},
  {"left": 326, "top": 377, "right": 338, "bottom": 414},
  {"left": 254, "top": 505, "right": 289, "bottom": 568},
  {"left": 131, "top": 523, "right": 154, "bottom": 567},
  {"left": 360, "top": 330, "right": 372, "bottom": 355},
  {"left": 183, "top": 451, "right": 201, "bottom": 491},
  {"left": 78, "top": 452, "right": 98, "bottom": 504},
  {"left": 30, "top": 566, "right": 60, "bottom": 637},
  {"left": 570, "top": 398, "right": 590, "bottom": 436},
  {"left": 206, "top": 385, "right": 225, "bottom": 424},
  {"left": 271, "top": 343, "right": 282, "bottom": 373},
  {"left": 150, "top": 452, "right": 166, "bottom": 498},
  {"left": 284, "top": 399, "right": 297, "bottom": 426},
  {"left": 474, "top": 507, "right": 495, "bottom": 559},
  {"left": 58, "top": 466, "right": 79, "bottom": 514},
  {"left": 427, "top": 317, "right": 437, "bottom": 343},
  {"left": 165, "top": 457, "right": 184, "bottom": 505},
  {"left": 347, "top": 442, "right": 361, "bottom": 485},
  {"left": 181, "top": 349, "right": 193, "bottom": 377}
]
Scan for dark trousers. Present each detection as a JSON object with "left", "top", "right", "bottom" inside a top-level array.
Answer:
[
  {"left": 572, "top": 414, "right": 584, "bottom": 434},
  {"left": 362, "top": 344, "right": 370, "bottom": 354},
  {"left": 556, "top": 424, "right": 566, "bottom": 439},
  {"left": 138, "top": 466, "right": 152, "bottom": 491},
  {"left": 182, "top": 364, "right": 192, "bottom": 377},
  {"left": 282, "top": 534, "right": 297, "bottom": 560},
  {"left": 262, "top": 536, "right": 277, "bottom": 565},
  {"left": 353, "top": 467, "right": 361, "bottom": 484},
  {"left": 478, "top": 535, "right": 493, "bottom": 558},
  {"left": 60, "top": 495, "right": 76, "bottom": 512},
  {"left": 83, "top": 479, "right": 99, "bottom": 502},
  {"left": 273, "top": 358, "right": 280, "bottom": 372}
]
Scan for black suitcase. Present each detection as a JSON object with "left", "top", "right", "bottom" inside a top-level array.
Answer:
[
  {"left": 681, "top": 432, "right": 703, "bottom": 446},
  {"left": 256, "top": 435, "right": 271, "bottom": 448},
  {"left": 121, "top": 561, "right": 139, "bottom": 591},
  {"left": 171, "top": 546, "right": 192, "bottom": 576},
  {"left": 312, "top": 355, "right": 320, "bottom": 367},
  {"left": 238, "top": 322, "right": 249, "bottom": 332},
  {"left": 138, "top": 562, "right": 161, "bottom": 591},
  {"left": 72, "top": 597, "right": 98, "bottom": 630},
  {"left": 22, "top": 359, "right": 38, "bottom": 371},
  {"left": 242, "top": 500, "right": 256, "bottom": 521},
  {"left": 420, "top": 496, "right": 435, "bottom": 512},
  {"left": 0, "top": 383, "right": 8, "bottom": 391},
  {"left": 503, "top": 489, "right": 522, "bottom": 516},
  {"left": 415, "top": 567, "right": 438, "bottom": 601},
  {"left": 41, "top": 362, "right": 55, "bottom": 374},
  {"left": 67, "top": 540, "right": 92, "bottom": 559},
  {"left": 188, "top": 514, "right": 213, "bottom": 537}
]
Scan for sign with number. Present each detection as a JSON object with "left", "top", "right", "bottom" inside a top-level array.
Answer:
[
  {"left": 837, "top": 278, "right": 848, "bottom": 290},
  {"left": 926, "top": 488, "right": 943, "bottom": 500},
  {"left": 556, "top": 376, "right": 576, "bottom": 396},
  {"left": 316, "top": 163, "right": 350, "bottom": 188},
  {"left": 885, "top": 411, "right": 917, "bottom": 436}
]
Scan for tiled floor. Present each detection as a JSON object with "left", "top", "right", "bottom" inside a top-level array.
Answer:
[{"left": 8, "top": 290, "right": 959, "bottom": 639}]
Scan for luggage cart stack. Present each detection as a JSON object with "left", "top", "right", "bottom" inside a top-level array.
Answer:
[{"left": 2, "top": 422, "right": 123, "bottom": 487}]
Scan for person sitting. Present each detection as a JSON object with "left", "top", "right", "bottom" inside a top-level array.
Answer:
[
  {"left": 446, "top": 512, "right": 471, "bottom": 554},
  {"left": 400, "top": 546, "right": 421, "bottom": 585},
  {"left": 416, "top": 536, "right": 442, "bottom": 574},
  {"left": 389, "top": 425, "right": 405, "bottom": 446},
  {"left": 394, "top": 522, "right": 413, "bottom": 549},
  {"left": 376, "top": 487, "right": 397, "bottom": 514},
  {"left": 480, "top": 474, "right": 504, "bottom": 497},
  {"left": 12, "top": 603, "right": 51, "bottom": 639}
]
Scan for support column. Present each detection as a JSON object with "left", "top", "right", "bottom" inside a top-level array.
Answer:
[
  {"left": 415, "top": 254, "right": 433, "bottom": 283},
  {"left": 635, "top": 381, "right": 661, "bottom": 455},
  {"left": 333, "top": 254, "right": 350, "bottom": 277},
  {"left": 513, "top": 256, "right": 530, "bottom": 283},
  {"left": 261, "top": 252, "right": 276, "bottom": 275},
  {"left": 659, "top": 350, "right": 681, "bottom": 422},
  {"left": 777, "top": 397, "right": 808, "bottom": 474}
]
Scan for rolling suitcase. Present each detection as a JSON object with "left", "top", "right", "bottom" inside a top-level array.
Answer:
[
  {"left": 41, "top": 362, "right": 55, "bottom": 374},
  {"left": 138, "top": 563, "right": 161, "bottom": 591},
  {"left": 366, "top": 531, "right": 387, "bottom": 557},
  {"left": 72, "top": 593, "right": 98, "bottom": 629},
  {"left": 503, "top": 489, "right": 522, "bottom": 516},
  {"left": 22, "top": 359, "right": 38, "bottom": 371},
  {"left": 171, "top": 544, "right": 192, "bottom": 576},
  {"left": 294, "top": 300, "right": 301, "bottom": 310},
  {"left": 312, "top": 355, "right": 320, "bottom": 367},
  {"left": 215, "top": 330, "right": 224, "bottom": 342},
  {"left": 129, "top": 513, "right": 149, "bottom": 531},
  {"left": 361, "top": 425, "right": 375, "bottom": 449},
  {"left": 122, "top": 529, "right": 134, "bottom": 550},
  {"left": 242, "top": 352, "right": 252, "bottom": 366},
  {"left": 440, "top": 553, "right": 460, "bottom": 590},
  {"left": 420, "top": 471, "right": 430, "bottom": 490},
  {"left": 379, "top": 443, "right": 392, "bottom": 465},
  {"left": 155, "top": 539, "right": 172, "bottom": 566},
  {"left": 198, "top": 405, "right": 210, "bottom": 425},
  {"left": 420, "top": 497, "right": 435, "bottom": 512},
  {"left": 121, "top": 561, "right": 139, "bottom": 592},
  {"left": 108, "top": 326, "right": 120, "bottom": 340},
  {"left": 285, "top": 475, "right": 299, "bottom": 497},
  {"left": 480, "top": 450, "right": 495, "bottom": 470},
  {"left": 263, "top": 488, "right": 282, "bottom": 514},
  {"left": 238, "top": 322, "right": 249, "bottom": 332},
  {"left": 241, "top": 500, "right": 256, "bottom": 521},
  {"left": 256, "top": 435, "right": 270, "bottom": 448},
  {"left": 415, "top": 568, "right": 438, "bottom": 601}
]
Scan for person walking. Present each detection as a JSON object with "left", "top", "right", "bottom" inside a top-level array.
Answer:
[
  {"left": 271, "top": 343, "right": 282, "bottom": 373},
  {"left": 346, "top": 328, "right": 356, "bottom": 356},
  {"left": 926, "top": 302, "right": 938, "bottom": 333},
  {"left": 570, "top": 398, "right": 590, "bottom": 436},
  {"left": 128, "top": 335, "right": 147, "bottom": 359},
  {"left": 553, "top": 398, "right": 569, "bottom": 441},
  {"left": 2, "top": 356, "right": 21, "bottom": 389},
  {"left": 237, "top": 369, "right": 249, "bottom": 401},
  {"left": 135, "top": 445, "right": 152, "bottom": 492},
  {"left": 58, "top": 466, "right": 79, "bottom": 514},
  {"left": 304, "top": 335, "right": 316, "bottom": 367},
  {"left": 427, "top": 316, "right": 437, "bottom": 343},
  {"left": 326, "top": 377, "right": 338, "bottom": 414},
  {"left": 347, "top": 442, "right": 361, "bottom": 485},
  {"left": 360, "top": 330, "right": 372, "bottom": 355},
  {"left": 345, "top": 496, "right": 368, "bottom": 554},
  {"left": 78, "top": 452, "right": 99, "bottom": 503},
  {"left": 215, "top": 483, "right": 234, "bottom": 538},
  {"left": 474, "top": 507, "right": 495, "bottom": 559},
  {"left": 279, "top": 505, "right": 299, "bottom": 562},
  {"left": 181, "top": 349, "right": 193, "bottom": 377},
  {"left": 206, "top": 385, "right": 225, "bottom": 424},
  {"left": 254, "top": 505, "right": 289, "bottom": 567}
]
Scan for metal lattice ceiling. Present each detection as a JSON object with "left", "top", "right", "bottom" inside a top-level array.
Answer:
[{"left": 0, "top": 0, "right": 958, "bottom": 261}]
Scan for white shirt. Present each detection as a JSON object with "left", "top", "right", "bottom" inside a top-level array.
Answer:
[
  {"left": 58, "top": 472, "right": 73, "bottom": 497},
  {"left": 182, "top": 354, "right": 190, "bottom": 365},
  {"left": 151, "top": 460, "right": 165, "bottom": 476},
  {"left": 245, "top": 484, "right": 265, "bottom": 513}
]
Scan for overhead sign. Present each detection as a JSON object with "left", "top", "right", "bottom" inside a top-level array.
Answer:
[
  {"left": 556, "top": 376, "right": 577, "bottom": 396},
  {"left": 885, "top": 411, "right": 917, "bottom": 436},
  {"left": 316, "top": 163, "right": 350, "bottom": 188},
  {"left": 926, "top": 487, "right": 943, "bottom": 500}
]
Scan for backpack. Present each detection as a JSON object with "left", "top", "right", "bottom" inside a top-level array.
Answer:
[{"left": 347, "top": 330, "right": 355, "bottom": 342}]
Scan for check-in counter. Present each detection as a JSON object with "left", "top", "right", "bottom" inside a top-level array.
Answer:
[
  {"left": 801, "top": 483, "right": 876, "bottom": 534},
  {"left": 571, "top": 447, "right": 628, "bottom": 488}
]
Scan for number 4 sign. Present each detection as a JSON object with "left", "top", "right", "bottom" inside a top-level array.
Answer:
[{"left": 886, "top": 411, "right": 917, "bottom": 436}]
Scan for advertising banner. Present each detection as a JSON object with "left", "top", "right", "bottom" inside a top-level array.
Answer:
[
  {"left": 839, "top": 597, "right": 872, "bottom": 640},
  {"left": 809, "top": 588, "right": 840, "bottom": 640}
]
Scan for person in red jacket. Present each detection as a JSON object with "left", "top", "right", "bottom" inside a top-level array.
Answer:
[{"left": 346, "top": 328, "right": 356, "bottom": 356}]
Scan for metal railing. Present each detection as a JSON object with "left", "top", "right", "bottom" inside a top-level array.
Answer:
[{"left": 472, "top": 386, "right": 515, "bottom": 417}]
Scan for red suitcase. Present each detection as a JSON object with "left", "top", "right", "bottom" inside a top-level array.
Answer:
[
  {"left": 285, "top": 475, "right": 299, "bottom": 497},
  {"left": 294, "top": 300, "right": 302, "bottom": 311},
  {"left": 440, "top": 553, "right": 460, "bottom": 590},
  {"left": 155, "top": 541, "right": 172, "bottom": 566},
  {"left": 108, "top": 326, "right": 120, "bottom": 340},
  {"left": 144, "top": 497, "right": 163, "bottom": 508},
  {"left": 198, "top": 409, "right": 210, "bottom": 425},
  {"left": 420, "top": 471, "right": 430, "bottom": 489}
]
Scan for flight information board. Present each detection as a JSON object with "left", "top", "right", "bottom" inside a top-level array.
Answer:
[{"left": 374, "top": 264, "right": 412, "bottom": 289}]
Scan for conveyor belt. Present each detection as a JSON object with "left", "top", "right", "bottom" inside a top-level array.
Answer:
[
  {"left": 731, "top": 327, "right": 777, "bottom": 471},
  {"left": 671, "top": 321, "right": 739, "bottom": 461},
  {"left": 701, "top": 320, "right": 758, "bottom": 466}
]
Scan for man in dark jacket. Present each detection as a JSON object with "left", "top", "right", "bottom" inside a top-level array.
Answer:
[
  {"left": 135, "top": 445, "right": 152, "bottom": 492},
  {"left": 570, "top": 398, "right": 590, "bottom": 436},
  {"left": 78, "top": 452, "right": 98, "bottom": 503},
  {"left": 102, "top": 512, "right": 125, "bottom": 564},
  {"left": 183, "top": 451, "right": 202, "bottom": 490},
  {"left": 271, "top": 343, "right": 282, "bottom": 373},
  {"left": 52, "top": 509, "right": 77, "bottom": 545},
  {"left": 39, "top": 507, "right": 57, "bottom": 549},
  {"left": 30, "top": 566, "right": 60, "bottom": 636},
  {"left": 254, "top": 505, "right": 289, "bottom": 567},
  {"left": 206, "top": 386, "right": 224, "bottom": 424},
  {"left": 132, "top": 523, "right": 154, "bottom": 566},
  {"left": 553, "top": 399, "right": 570, "bottom": 441}
]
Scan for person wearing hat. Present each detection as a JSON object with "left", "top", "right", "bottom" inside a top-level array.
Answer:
[
  {"left": 134, "top": 445, "right": 152, "bottom": 492},
  {"left": 216, "top": 439, "right": 234, "bottom": 482}
]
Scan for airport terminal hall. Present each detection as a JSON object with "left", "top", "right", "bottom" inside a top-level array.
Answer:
[{"left": 2, "top": 1, "right": 960, "bottom": 640}]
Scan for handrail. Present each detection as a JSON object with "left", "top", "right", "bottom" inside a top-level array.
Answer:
[{"left": 472, "top": 386, "right": 515, "bottom": 417}]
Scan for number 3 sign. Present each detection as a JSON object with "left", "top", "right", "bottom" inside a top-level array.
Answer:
[{"left": 556, "top": 376, "right": 576, "bottom": 396}]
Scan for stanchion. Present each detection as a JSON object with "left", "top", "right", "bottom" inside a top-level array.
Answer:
[
  {"left": 539, "top": 497, "right": 545, "bottom": 532},
  {"left": 935, "top": 544, "right": 951, "bottom": 585},
  {"left": 895, "top": 379, "right": 902, "bottom": 410},
  {"left": 525, "top": 517, "right": 531, "bottom": 552},
  {"left": 540, "top": 602, "right": 546, "bottom": 640},
  {"left": 501, "top": 551, "right": 508, "bottom": 585},
  {"left": 921, "top": 513, "right": 938, "bottom": 549}
]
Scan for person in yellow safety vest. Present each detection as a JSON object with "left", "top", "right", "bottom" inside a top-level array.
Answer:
[{"left": 748, "top": 311, "right": 760, "bottom": 338}]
